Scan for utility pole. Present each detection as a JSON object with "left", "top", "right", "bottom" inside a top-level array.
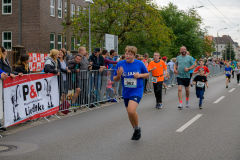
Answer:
[
  {"left": 217, "top": 28, "right": 227, "bottom": 59},
  {"left": 217, "top": 33, "right": 218, "bottom": 59},
  {"left": 230, "top": 36, "right": 231, "bottom": 60},
  {"left": 66, "top": 0, "right": 71, "bottom": 51}
]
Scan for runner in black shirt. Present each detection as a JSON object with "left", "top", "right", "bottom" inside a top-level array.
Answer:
[{"left": 193, "top": 68, "right": 209, "bottom": 109}]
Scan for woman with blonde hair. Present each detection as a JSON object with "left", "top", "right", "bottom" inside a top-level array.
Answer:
[
  {"left": 15, "top": 54, "right": 30, "bottom": 74},
  {"left": 44, "top": 49, "right": 62, "bottom": 115},
  {"left": 44, "top": 49, "right": 60, "bottom": 75},
  {"left": 0, "top": 45, "right": 22, "bottom": 78}
]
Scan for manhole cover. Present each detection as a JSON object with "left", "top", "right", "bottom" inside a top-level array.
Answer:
[{"left": 0, "top": 144, "right": 17, "bottom": 153}]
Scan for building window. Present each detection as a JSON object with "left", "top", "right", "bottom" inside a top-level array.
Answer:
[
  {"left": 65, "top": 2, "right": 67, "bottom": 15},
  {"left": 77, "top": 6, "right": 81, "bottom": 15},
  {"left": 2, "top": 31, "right": 12, "bottom": 50},
  {"left": 50, "top": 0, "right": 55, "bottom": 17},
  {"left": 58, "top": 0, "right": 62, "bottom": 18},
  {"left": 83, "top": 7, "right": 87, "bottom": 15},
  {"left": 58, "top": 34, "right": 62, "bottom": 49},
  {"left": 2, "top": 0, "right": 12, "bottom": 14},
  {"left": 77, "top": 39, "right": 80, "bottom": 47},
  {"left": 50, "top": 33, "right": 55, "bottom": 50},
  {"left": 71, "top": 36, "right": 75, "bottom": 50},
  {"left": 71, "top": 4, "right": 75, "bottom": 18}
]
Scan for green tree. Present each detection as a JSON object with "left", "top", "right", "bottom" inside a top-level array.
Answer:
[
  {"left": 203, "top": 37, "right": 215, "bottom": 57},
  {"left": 65, "top": 0, "right": 175, "bottom": 56},
  {"left": 222, "top": 42, "right": 235, "bottom": 60},
  {"left": 160, "top": 3, "right": 205, "bottom": 58}
]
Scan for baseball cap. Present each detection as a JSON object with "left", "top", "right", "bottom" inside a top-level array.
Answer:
[
  {"left": 94, "top": 47, "right": 100, "bottom": 53},
  {"left": 162, "top": 56, "right": 167, "bottom": 60}
]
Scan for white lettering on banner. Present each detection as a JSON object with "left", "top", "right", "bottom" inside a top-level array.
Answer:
[{"left": 3, "top": 74, "right": 59, "bottom": 127}]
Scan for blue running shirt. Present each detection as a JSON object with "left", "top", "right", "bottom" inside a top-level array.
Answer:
[
  {"left": 225, "top": 67, "right": 232, "bottom": 76},
  {"left": 114, "top": 60, "right": 148, "bottom": 99}
]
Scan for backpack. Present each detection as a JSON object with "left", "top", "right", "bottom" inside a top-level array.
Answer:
[{"left": 59, "top": 100, "right": 70, "bottom": 115}]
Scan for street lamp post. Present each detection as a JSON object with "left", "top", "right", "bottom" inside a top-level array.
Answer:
[
  {"left": 217, "top": 28, "right": 227, "bottom": 59},
  {"left": 188, "top": 6, "right": 203, "bottom": 16},
  {"left": 85, "top": 0, "right": 94, "bottom": 54}
]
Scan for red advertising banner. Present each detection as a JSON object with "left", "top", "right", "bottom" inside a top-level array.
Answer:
[
  {"left": 3, "top": 74, "right": 59, "bottom": 127},
  {"left": 28, "top": 53, "right": 49, "bottom": 72}
]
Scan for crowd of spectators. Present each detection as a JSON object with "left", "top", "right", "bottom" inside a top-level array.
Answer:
[{"left": 0, "top": 45, "right": 229, "bottom": 115}]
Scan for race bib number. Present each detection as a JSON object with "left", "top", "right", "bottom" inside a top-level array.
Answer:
[
  {"left": 197, "top": 81, "right": 205, "bottom": 88},
  {"left": 226, "top": 71, "right": 230, "bottom": 74},
  {"left": 151, "top": 77, "right": 158, "bottom": 83},
  {"left": 124, "top": 78, "right": 137, "bottom": 88}
]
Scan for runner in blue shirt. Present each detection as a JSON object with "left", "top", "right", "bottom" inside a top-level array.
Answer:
[
  {"left": 114, "top": 46, "right": 149, "bottom": 141},
  {"left": 187, "top": 51, "right": 196, "bottom": 87},
  {"left": 224, "top": 62, "right": 232, "bottom": 88}
]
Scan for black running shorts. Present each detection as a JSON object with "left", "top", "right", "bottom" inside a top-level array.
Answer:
[{"left": 177, "top": 77, "right": 190, "bottom": 87}]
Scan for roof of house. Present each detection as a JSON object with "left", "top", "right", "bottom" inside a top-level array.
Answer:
[{"left": 213, "top": 35, "right": 234, "bottom": 44}]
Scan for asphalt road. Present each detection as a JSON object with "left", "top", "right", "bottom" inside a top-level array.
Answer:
[{"left": 1, "top": 74, "right": 240, "bottom": 160}]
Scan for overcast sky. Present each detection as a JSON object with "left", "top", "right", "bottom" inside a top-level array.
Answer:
[{"left": 154, "top": 0, "right": 240, "bottom": 45}]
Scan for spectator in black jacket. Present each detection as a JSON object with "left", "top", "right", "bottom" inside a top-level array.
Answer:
[
  {"left": 0, "top": 46, "right": 21, "bottom": 78},
  {"left": 15, "top": 54, "right": 30, "bottom": 74},
  {"left": 44, "top": 49, "right": 60, "bottom": 75},
  {"left": 89, "top": 48, "right": 106, "bottom": 71},
  {"left": 89, "top": 48, "right": 106, "bottom": 104},
  {"left": 67, "top": 54, "right": 82, "bottom": 106}
]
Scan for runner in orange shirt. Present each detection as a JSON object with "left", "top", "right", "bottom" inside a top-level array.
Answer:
[{"left": 148, "top": 52, "right": 167, "bottom": 109}]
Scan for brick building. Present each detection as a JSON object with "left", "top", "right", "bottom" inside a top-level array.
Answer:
[{"left": 0, "top": 0, "right": 86, "bottom": 53}]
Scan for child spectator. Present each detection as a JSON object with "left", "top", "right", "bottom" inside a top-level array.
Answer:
[
  {"left": 106, "top": 71, "right": 115, "bottom": 101},
  {"left": 15, "top": 54, "right": 30, "bottom": 74},
  {"left": 163, "top": 72, "right": 170, "bottom": 94}
]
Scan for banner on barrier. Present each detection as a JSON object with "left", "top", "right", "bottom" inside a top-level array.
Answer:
[
  {"left": 3, "top": 74, "right": 59, "bottom": 127},
  {"left": 28, "top": 53, "right": 49, "bottom": 71}
]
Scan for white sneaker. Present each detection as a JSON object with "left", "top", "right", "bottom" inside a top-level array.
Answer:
[
  {"left": 186, "top": 101, "right": 189, "bottom": 108},
  {"left": 178, "top": 103, "right": 183, "bottom": 109}
]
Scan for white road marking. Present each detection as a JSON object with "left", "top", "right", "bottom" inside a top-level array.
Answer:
[
  {"left": 229, "top": 88, "right": 235, "bottom": 92},
  {"left": 213, "top": 96, "right": 225, "bottom": 104},
  {"left": 176, "top": 114, "right": 203, "bottom": 132}
]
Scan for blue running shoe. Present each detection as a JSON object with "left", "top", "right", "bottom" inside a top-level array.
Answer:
[{"left": 111, "top": 98, "right": 118, "bottom": 102}]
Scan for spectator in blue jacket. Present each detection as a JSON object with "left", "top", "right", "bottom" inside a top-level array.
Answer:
[{"left": 0, "top": 46, "right": 22, "bottom": 78}]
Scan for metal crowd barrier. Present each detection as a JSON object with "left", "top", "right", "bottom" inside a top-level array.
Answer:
[
  {"left": 0, "top": 64, "right": 226, "bottom": 133},
  {"left": 207, "top": 65, "right": 225, "bottom": 77},
  {"left": 161, "top": 65, "right": 225, "bottom": 88},
  {"left": 58, "top": 69, "right": 120, "bottom": 113}
]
